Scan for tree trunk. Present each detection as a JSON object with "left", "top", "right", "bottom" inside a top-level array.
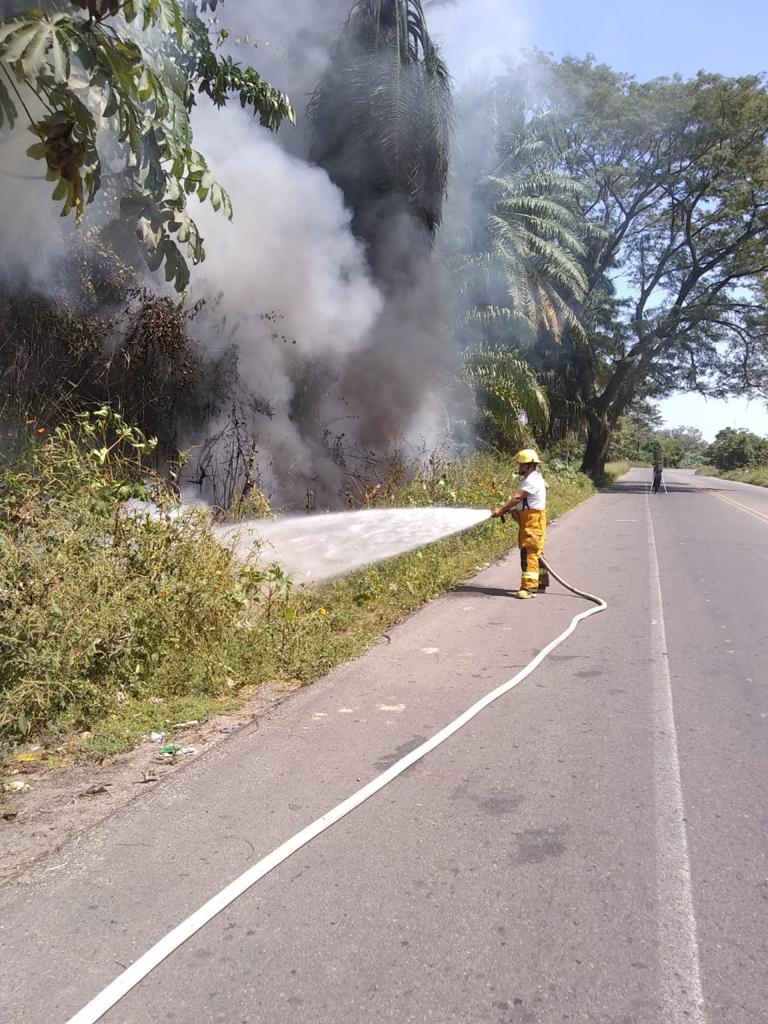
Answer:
[{"left": 581, "top": 413, "right": 612, "bottom": 481}]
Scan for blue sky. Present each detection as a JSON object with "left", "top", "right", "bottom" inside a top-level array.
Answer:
[{"left": 430, "top": 0, "right": 768, "bottom": 439}]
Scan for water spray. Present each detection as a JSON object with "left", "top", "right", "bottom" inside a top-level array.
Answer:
[
  {"left": 215, "top": 505, "right": 605, "bottom": 611},
  {"left": 214, "top": 506, "right": 492, "bottom": 583}
]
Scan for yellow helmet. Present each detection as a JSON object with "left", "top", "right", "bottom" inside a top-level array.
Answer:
[{"left": 514, "top": 448, "right": 540, "bottom": 465}]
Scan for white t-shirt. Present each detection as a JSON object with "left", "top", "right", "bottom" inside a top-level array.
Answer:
[{"left": 514, "top": 469, "right": 547, "bottom": 510}]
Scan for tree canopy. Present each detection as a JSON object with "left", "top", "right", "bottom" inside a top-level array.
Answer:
[
  {"left": 705, "top": 427, "right": 768, "bottom": 471},
  {"left": 0, "top": 0, "right": 294, "bottom": 290},
  {"left": 465, "top": 55, "right": 768, "bottom": 476},
  {"left": 308, "top": 0, "right": 452, "bottom": 276}
]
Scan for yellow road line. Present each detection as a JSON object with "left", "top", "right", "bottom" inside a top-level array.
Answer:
[{"left": 711, "top": 490, "right": 768, "bottom": 526}]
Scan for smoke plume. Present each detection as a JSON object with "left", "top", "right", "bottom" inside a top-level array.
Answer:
[
  {"left": 0, "top": 1, "right": 530, "bottom": 507},
  {"left": 186, "top": 1, "right": 457, "bottom": 506}
]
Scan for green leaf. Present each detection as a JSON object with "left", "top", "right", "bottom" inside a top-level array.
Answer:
[
  {"left": 48, "top": 31, "right": 70, "bottom": 84},
  {"left": 0, "top": 13, "right": 72, "bottom": 82},
  {"left": 0, "top": 22, "right": 39, "bottom": 65},
  {"left": 51, "top": 176, "right": 69, "bottom": 201},
  {"left": 103, "top": 89, "right": 118, "bottom": 118},
  {"left": 22, "top": 25, "right": 56, "bottom": 78},
  {"left": 0, "top": 20, "right": 29, "bottom": 46},
  {"left": 0, "top": 77, "right": 17, "bottom": 129}
]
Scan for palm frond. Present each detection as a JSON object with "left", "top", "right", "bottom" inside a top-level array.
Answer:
[
  {"left": 308, "top": 0, "right": 453, "bottom": 255},
  {"left": 463, "top": 306, "right": 539, "bottom": 347},
  {"left": 462, "top": 344, "right": 550, "bottom": 446},
  {"left": 475, "top": 136, "right": 591, "bottom": 341}
]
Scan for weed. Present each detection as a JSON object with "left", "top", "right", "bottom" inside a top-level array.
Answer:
[
  {"left": 603, "top": 461, "right": 631, "bottom": 483},
  {"left": 697, "top": 464, "right": 768, "bottom": 487},
  {"left": 0, "top": 410, "right": 263, "bottom": 744}
]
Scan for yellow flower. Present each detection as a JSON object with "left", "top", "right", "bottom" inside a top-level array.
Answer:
[{"left": 319, "top": 607, "right": 328, "bottom": 616}]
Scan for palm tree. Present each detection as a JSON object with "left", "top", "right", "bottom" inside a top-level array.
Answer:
[
  {"left": 307, "top": 0, "right": 453, "bottom": 276},
  {"left": 450, "top": 123, "right": 596, "bottom": 450},
  {"left": 461, "top": 343, "right": 550, "bottom": 449},
  {"left": 461, "top": 135, "right": 592, "bottom": 345}
]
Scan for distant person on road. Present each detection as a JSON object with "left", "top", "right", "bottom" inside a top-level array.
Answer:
[
  {"left": 652, "top": 460, "right": 664, "bottom": 494},
  {"left": 491, "top": 449, "right": 550, "bottom": 600}
]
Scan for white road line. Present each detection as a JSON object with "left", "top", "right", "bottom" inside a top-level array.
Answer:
[
  {"left": 65, "top": 582, "right": 606, "bottom": 1024},
  {"left": 646, "top": 495, "right": 707, "bottom": 1024}
]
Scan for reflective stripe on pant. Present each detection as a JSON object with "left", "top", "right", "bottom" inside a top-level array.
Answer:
[{"left": 518, "top": 508, "right": 547, "bottom": 591}]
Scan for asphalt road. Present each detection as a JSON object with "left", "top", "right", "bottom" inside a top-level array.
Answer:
[{"left": 0, "top": 468, "right": 766, "bottom": 1024}]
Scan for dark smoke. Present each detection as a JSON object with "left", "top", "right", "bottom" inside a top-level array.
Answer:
[{"left": 188, "top": 1, "right": 456, "bottom": 507}]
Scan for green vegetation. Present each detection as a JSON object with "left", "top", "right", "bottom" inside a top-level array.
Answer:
[
  {"left": 603, "top": 461, "right": 631, "bottom": 482},
  {"left": 456, "top": 132, "right": 594, "bottom": 345},
  {"left": 696, "top": 428, "right": 768, "bottom": 486},
  {"left": 0, "top": 417, "right": 595, "bottom": 758},
  {"left": 0, "top": 0, "right": 293, "bottom": 289},
  {"left": 0, "top": 410, "right": 267, "bottom": 748},
  {"left": 453, "top": 56, "right": 768, "bottom": 479},
  {"left": 703, "top": 428, "right": 768, "bottom": 472},
  {"left": 461, "top": 345, "right": 550, "bottom": 449},
  {"left": 697, "top": 465, "right": 768, "bottom": 487},
  {"left": 607, "top": 406, "right": 709, "bottom": 468}
]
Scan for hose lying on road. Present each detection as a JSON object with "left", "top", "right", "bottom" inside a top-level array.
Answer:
[
  {"left": 541, "top": 555, "right": 606, "bottom": 608},
  {"left": 66, "top": 559, "right": 607, "bottom": 1024}
]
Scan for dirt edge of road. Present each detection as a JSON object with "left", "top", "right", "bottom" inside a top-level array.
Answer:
[{"left": 0, "top": 681, "right": 300, "bottom": 888}]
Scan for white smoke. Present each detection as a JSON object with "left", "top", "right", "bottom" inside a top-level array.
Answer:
[
  {"left": 1, "top": 1, "right": 533, "bottom": 506},
  {"left": 192, "top": 112, "right": 382, "bottom": 362},
  {"left": 429, "top": 0, "right": 530, "bottom": 82},
  {"left": 0, "top": 128, "right": 69, "bottom": 287},
  {"left": 188, "top": 105, "right": 384, "bottom": 502}
]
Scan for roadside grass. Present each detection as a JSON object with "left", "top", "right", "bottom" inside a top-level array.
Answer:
[
  {"left": 696, "top": 464, "right": 768, "bottom": 487},
  {"left": 1, "top": 429, "right": 596, "bottom": 763},
  {"left": 603, "top": 461, "right": 631, "bottom": 482}
]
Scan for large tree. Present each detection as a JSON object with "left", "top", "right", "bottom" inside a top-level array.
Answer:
[
  {"left": 491, "top": 56, "right": 768, "bottom": 477},
  {"left": 0, "top": 0, "right": 294, "bottom": 290}
]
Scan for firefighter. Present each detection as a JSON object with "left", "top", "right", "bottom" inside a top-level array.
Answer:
[{"left": 490, "top": 449, "right": 549, "bottom": 599}]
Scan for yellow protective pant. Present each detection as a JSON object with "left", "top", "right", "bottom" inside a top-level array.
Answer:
[{"left": 517, "top": 508, "right": 547, "bottom": 591}]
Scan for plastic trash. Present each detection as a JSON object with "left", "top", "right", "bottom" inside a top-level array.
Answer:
[
  {"left": 3, "top": 780, "right": 29, "bottom": 793},
  {"left": 157, "top": 743, "right": 181, "bottom": 756}
]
